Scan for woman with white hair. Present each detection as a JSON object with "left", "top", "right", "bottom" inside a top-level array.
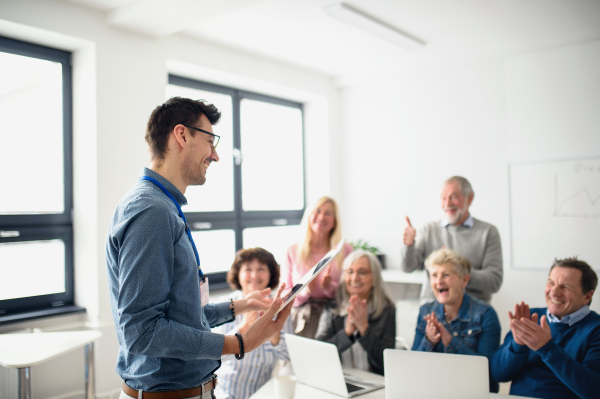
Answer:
[
  {"left": 412, "top": 247, "right": 501, "bottom": 392},
  {"left": 315, "top": 250, "right": 396, "bottom": 375},
  {"left": 281, "top": 196, "right": 353, "bottom": 338}
]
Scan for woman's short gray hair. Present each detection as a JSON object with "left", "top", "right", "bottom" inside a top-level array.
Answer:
[
  {"left": 425, "top": 248, "right": 472, "bottom": 277},
  {"left": 335, "top": 250, "right": 392, "bottom": 319}
]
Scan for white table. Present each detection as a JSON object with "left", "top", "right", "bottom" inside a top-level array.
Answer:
[
  {"left": 250, "top": 368, "right": 385, "bottom": 399},
  {"left": 0, "top": 330, "right": 102, "bottom": 399},
  {"left": 250, "top": 368, "right": 535, "bottom": 399}
]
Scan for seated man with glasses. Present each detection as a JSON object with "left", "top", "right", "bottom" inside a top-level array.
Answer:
[{"left": 315, "top": 251, "right": 396, "bottom": 375}]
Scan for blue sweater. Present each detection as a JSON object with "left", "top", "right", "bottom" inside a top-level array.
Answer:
[{"left": 490, "top": 308, "right": 600, "bottom": 399}]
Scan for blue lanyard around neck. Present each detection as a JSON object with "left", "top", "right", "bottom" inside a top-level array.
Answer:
[{"left": 139, "top": 175, "right": 205, "bottom": 281}]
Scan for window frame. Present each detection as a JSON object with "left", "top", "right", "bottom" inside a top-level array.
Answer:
[
  {"left": 0, "top": 36, "right": 81, "bottom": 324},
  {"left": 169, "top": 75, "right": 306, "bottom": 289}
]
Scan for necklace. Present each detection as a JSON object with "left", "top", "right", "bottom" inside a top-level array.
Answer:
[{"left": 444, "top": 310, "right": 452, "bottom": 324}]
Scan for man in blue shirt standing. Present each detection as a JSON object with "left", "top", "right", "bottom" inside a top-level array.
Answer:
[
  {"left": 491, "top": 257, "right": 600, "bottom": 399},
  {"left": 106, "top": 97, "right": 292, "bottom": 398}
]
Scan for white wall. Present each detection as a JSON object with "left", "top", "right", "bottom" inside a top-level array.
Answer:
[
  {"left": 339, "top": 41, "right": 600, "bottom": 336},
  {"left": 0, "top": 0, "right": 340, "bottom": 397}
]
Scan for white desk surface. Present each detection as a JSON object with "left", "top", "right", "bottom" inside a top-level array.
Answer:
[
  {"left": 0, "top": 330, "right": 102, "bottom": 368},
  {"left": 251, "top": 368, "right": 384, "bottom": 399},
  {"left": 250, "top": 368, "right": 534, "bottom": 399},
  {"left": 381, "top": 269, "right": 425, "bottom": 285}
]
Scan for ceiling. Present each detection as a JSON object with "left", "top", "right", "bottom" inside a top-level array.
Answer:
[{"left": 64, "top": 0, "right": 600, "bottom": 86}]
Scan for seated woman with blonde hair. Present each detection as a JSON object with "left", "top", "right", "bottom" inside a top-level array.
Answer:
[
  {"left": 412, "top": 247, "right": 501, "bottom": 392},
  {"left": 315, "top": 250, "right": 396, "bottom": 375},
  {"left": 281, "top": 196, "right": 353, "bottom": 338},
  {"left": 213, "top": 248, "right": 293, "bottom": 399}
]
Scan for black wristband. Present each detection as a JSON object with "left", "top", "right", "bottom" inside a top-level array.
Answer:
[
  {"left": 234, "top": 332, "right": 245, "bottom": 360},
  {"left": 230, "top": 298, "right": 235, "bottom": 318}
]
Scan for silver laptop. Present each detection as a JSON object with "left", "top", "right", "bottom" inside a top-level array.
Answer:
[
  {"left": 383, "top": 349, "right": 489, "bottom": 399},
  {"left": 285, "top": 333, "right": 384, "bottom": 397}
]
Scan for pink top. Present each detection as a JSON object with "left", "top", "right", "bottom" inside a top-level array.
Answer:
[{"left": 281, "top": 242, "right": 354, "bottom": 307}]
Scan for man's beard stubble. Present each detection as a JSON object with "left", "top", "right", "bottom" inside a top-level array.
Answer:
[{"left": 181, "top": 152, "right": 206, "bottom": 187}]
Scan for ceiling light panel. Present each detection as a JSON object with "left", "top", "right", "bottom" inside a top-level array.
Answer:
[{"left": 323, "top": 3, "right": 426, "bottom": 50}]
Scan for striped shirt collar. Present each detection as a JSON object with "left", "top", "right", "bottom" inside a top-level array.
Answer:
[
  {"left": 440, "top": 214, "right": 474, "bottom": 228},
  {"left": 547, "top": 305, "right": 590, "bottom": 326}
]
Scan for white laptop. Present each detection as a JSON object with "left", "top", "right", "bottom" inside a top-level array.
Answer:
[
  {"left": 383, "top": 349, "right": 489, "bottom": 399},
  {"left": 285, "top": 333, "right": 384, "bottom": 397}
]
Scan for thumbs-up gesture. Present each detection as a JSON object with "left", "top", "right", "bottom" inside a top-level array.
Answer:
[{"left": 403, "top": 216, "right": 416, "bottom": 247}]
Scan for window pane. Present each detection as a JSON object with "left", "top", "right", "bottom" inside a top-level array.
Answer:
[
  {"left": 166, "top": 85, "right": 234, "bottom": 212},
  {"left": 191, "top": 229, "right": 236, "bottom": 274},
  {"left": 243, "top": 225, "right": 301, "bottom": 266},
  {"left": 0, "top": 240, "right": 65, "bottom": 300},
  {"left": 240, "top": 99, "right": 304, "bottom": 211},
  {"left": 0, "top": 52, "right": 64, "bottom": 215}
]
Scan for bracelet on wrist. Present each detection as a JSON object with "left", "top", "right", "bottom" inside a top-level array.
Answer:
[{"left": 234, "top": 332, "right": 245, "bottom": 360}]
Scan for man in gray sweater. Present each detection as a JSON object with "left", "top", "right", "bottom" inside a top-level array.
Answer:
[{"left": 401, "top": 176, "right": 503, "bottom": 303}]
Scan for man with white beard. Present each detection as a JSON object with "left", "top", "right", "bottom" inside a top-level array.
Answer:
[{"left": 401, "top": 176, "right": 503, "bottom": 303}]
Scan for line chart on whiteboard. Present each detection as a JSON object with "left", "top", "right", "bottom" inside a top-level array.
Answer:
[
  {"left": 509, "top": 156, "right": 600, "bottom": 270},
  {"left": 553, "top": 161, "right": 600, "bottom": 218}
]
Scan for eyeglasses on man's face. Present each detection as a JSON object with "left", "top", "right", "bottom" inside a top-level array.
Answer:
[{"left": 184, "top": 125, "right": 220, "bottom": 150}]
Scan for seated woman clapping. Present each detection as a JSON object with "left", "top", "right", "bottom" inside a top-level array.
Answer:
[
  {"left": 315, "top": 250, "right": 396, "bottom": 375},
  {"left": 412, "top": 248, "right": 501, "bottom": 392},
  {"left": 213, "top": 248, "right": 294, "bottom": 399}
]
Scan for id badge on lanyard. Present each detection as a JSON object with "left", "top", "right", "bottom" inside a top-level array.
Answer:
[
  {"left": 139, "top": 175, "right": 209, "bottom": 307},
  {"left": 199, "top": 272, "right": 209, "bottom": 306}
]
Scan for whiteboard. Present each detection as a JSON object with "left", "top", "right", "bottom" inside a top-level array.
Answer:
[{"left": 509, "top": 157, "right": 600, "bottom": 270}]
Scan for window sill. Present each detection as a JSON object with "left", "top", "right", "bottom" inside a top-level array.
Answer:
[{"left": 0, "top": 305, "right": 86, "bottom": 326}]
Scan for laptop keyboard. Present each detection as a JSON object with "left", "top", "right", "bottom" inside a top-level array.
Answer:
[{"left": 346, "top": 382, "right": 363, "bottom": 393}]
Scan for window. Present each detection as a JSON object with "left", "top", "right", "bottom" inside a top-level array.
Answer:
[
  {"left": 0, "top": 36, "right": 80, "bottom": 324},
  {"left": 167, "top": 76, "right": 305, "bottom": 288}
]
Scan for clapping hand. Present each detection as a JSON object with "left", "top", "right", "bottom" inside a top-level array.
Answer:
[
  {"left": 424, "top": 312, "right": 452, "bottom": 347},
  {"left": 509, "top": 301, "right": 552, "bottom": 350},
  {"left": 235, "top": 287, "right": 275, "bottom": 315},
  {"left": 320, "top": 264, "right": 332, "bottom": 288},
  {"left": 345, "top": 309, "right": 356, "bottom": 336},
  {"left": 347, "top": 295, "right": 369, "bottom": 336},
  {"left": 307, "top": 264, "right": 333, "bottom": 294},
  {"left": 509, "top": 301, "right": 530, "bottom": 346},
  {"left": 424, "top": 312, "right": 441, "bottom": 344}
]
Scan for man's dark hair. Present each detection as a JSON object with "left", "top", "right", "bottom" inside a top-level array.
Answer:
[
  {"left": 227, "top": 248, "right": 280, "bottom": 291},
  {"left": 550, "top": 257, "right": 598, "bottom": 305},
  {"left": 145, "top": 97, "right": 221, "bottom": 160}
]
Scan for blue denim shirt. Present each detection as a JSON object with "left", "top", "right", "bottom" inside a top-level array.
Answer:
[
  {"left": 412, "top": 293, "right": 501, "bottom": 392},
  {"left": 106, "top": 168, "right": 234, "bottom": 390}
]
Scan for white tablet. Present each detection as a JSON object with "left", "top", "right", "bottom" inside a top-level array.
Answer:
[{"left": 274, "top": 238, "right": 345, "bottom": 317}]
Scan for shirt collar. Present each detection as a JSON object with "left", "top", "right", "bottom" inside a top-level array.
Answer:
[
  {"left": 547, "top": 305, "right": 590, "bottom": 326},
  {"left": 440, "top": 214, "right": 474, "bottom": 228},
  {"left": 140, "top": 167, "right": 188, "bottom": 206},
  {"left": 433, "top": 293, "right": 472, "bottom": 322}
]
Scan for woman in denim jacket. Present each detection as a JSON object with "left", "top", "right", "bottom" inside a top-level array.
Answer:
[{"left": 412, "top": 248, "right": 501, "bottom": 392}]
